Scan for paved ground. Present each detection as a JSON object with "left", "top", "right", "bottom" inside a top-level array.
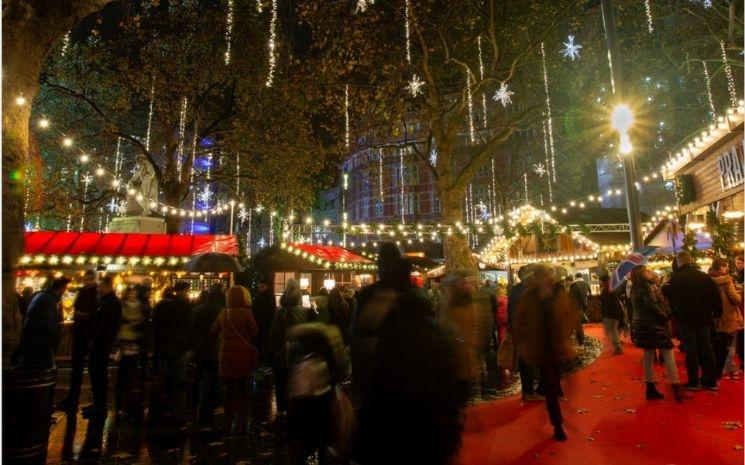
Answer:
[{"left": 44, "top": 335, "right": 602, "bottom": 465}]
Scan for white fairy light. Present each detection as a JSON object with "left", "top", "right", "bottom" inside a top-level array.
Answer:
[
  {"left": 60, "top": 31, "right": 71, "bottom": 57},
  {"left": 176, "top": 97, "right": 188, "bottom": 182},
  {"left": 523, "top": 173, "right": 529, "bottom": 203},
  {"left": 144, "top": 83, "right": 155, "bottom": 152},
  {"left": 345, "top": 84, "right": 350, "bottom": 148},
  {"left": 246, "top": 209, "right": 253, "bottom": 256},
  {"left": 113, "top": 137, "right": 123, "bottom": 183},
  {"left": 224, "top": 0, "right": 234, "bottom": 65},
  {"left": 477, "top": 36, "right": 487, "bottom": 127},
  {"left": 720, "top": 40, "right": 738, "bottom": 108},
  {"left": 702, "top": 61, "right": 716, "bottom": 117},
  {"left": 190, "top": 132, "right": 198, "bottom": 233},
  {"left": 66, "top": 202, "right": 73, "bottom": 232},
  {"left": 265, "top": 0, "right": 278, "bottom": 87},
  {"left": 490, "top": 157, "right": 497, "bottom": 217},
  {"left": 399, "top": 146, "right": 405, "bottom": 224},
  {"left": 560, "top": 35, "right": 582, "bottom": 61},
  {"left": 542, "top": 119, "right": 553, "bottom": 202},
  {"left": 378, "top": 148, "right": 384, "bottom": 199},
  {"left": 406, "top": 74, "right": 425, "bottom": 97},
  {"left": 644, "top": 0, "right": 654, "bottom": 33},
  {"left": 256, "top": 0, "right": 262, "bottom": 12},
  {"left": 466, "top": 69, "right": 475, "bottom": 143},
  {"left": 541, "top": 43, "right": 557, "bottom": 183},
  {"left": 404, "top": 1, "right": 411, "bottom": 63},
  {"left": 269, "top": 213, "right": 274, "bottom": 245},
  {"left": 493, "top": 82, "right": 514, "bottom": 107}
]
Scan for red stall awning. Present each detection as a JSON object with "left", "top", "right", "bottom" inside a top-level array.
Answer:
[
  {"left": 23, "top": 231, "right": 239, "bottom": 257},
  {"left": 287, "top": 243, "right": 373, "bottom": 264}
]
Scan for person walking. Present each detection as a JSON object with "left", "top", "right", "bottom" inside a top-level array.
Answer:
[
  {"left": 57, "top": 271, "right": 98, "bottom": 411},
  {"left": 84, "top": 275, "right": 122, "bottom": 418},
  {"left": 667, "top": 252, "right": 723, "bottom": 390},
  {"left": 629, "top": 265, "right": 685, "bottom": 402},
  {"left": 268, "top": 279, "right": 314, "bottom": 423},
  {"left": 599, "top": 274, "right": 624, "bottom": 355},
  {"left": 328, "top": 286, "right": 351, "bottom": 345},
  {"left": 252, "top": 280, "right": 277, "bottom": 365},
  {"left": 191, "top": 284, "right": 225, "bottom": 421},
  {"left": 115, "top": 287, "right": 144, "bottom": 414},
  {"left": 507, "top": 266, "right": 542, "bottom": 402},
  {"left": 569, "top": 273, "right": 590, "bottom": 345},
  {"left": 14, "top": 277, "right": 71, "bottom": 369},
  {"left": 512, "top": 265, "right": 577, "bottom": 441},
  {"left": 708, "top": 258, "right": 743, "bottom": 379},
  {"left": 136, "top": 277, "right": 153, "bottom": 379},
  {"left": 155, "top": 281, "right": 193, "bottom": 398},
  {"left": 313, "top": 287, "right": 331, "bottom": 324},
  {"left": 212, "top": 286, "right": 259, "bottom": 436},
  {"left": 151, "top": 286, "right": 173, "bottom": 372}
]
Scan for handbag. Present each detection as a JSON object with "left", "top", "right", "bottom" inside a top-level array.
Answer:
[
  {"left": 225, "top": 309, "right": 260, "bottom": 371},
  {"left": 497, "top": 333, "right": 518, "bottom": 371},
  {"left": 330, "top": 385, "right": 356, "bottom": 459}
]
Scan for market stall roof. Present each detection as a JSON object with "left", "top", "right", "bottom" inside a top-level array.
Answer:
[
  {"left": 288, "top": 243, "right": 373, "bottom": 264},
  {"left": 251, "top": 243, "right": 375, "bottom": 272},
  {"left": 23, "top": 231, "right": 239, "bottom": 257}
]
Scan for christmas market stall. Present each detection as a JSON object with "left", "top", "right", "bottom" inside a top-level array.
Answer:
[
  {"left": 17, "top": 231, "right": 240, "bottom": 358},
  {"left": 249, "top": 242, "right": 375, "bottom": 298}
]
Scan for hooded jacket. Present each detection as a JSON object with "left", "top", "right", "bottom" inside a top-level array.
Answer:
[
  {"left": 214, "top": 286, "right": 259, "bottom": 378},
  {"left": 630, "top": 279, "right": 673, "bottom": 350},
  {"left": 710, "top": 271, "right": 743, "bottom": 334}
]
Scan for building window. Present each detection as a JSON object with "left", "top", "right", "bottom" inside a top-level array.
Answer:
[
  {"left": 402, "top": 164, "right": 419, "bottom": 185},
  {"left": 433, "top": 195, "right": 441, "bottom": 213},
  {"left": 403, "top": 193, "right": 418, "bottom": 215},
  {"left": 274, "top": 272, "right": 295, "bottom": 295},
  {"left": 375, "top": 199, "right": 383, "bottom": 217}
]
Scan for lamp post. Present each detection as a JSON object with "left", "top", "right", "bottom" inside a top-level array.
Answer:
[{"left": 601, "top": 0, "right": 643, "bottom": 250}]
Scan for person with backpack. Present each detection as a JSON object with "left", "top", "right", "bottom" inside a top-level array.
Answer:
[
  {"left": 211, "top": 286, "right": 259, "bottom": 436},
  {"left": 286, "top": 323, "right": 350, "bottom": 464},
  {"left": 268, "top": 279, "right": 314, "bottom": 424}
]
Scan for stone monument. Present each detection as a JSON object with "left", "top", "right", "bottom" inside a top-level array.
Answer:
[{"left": 108, "top": 154, "right": 167, "bottom": 234}]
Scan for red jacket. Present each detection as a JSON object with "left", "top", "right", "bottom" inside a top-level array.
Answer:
[{"left": 214, "top": 286, "right": 259, "bottom": 379}]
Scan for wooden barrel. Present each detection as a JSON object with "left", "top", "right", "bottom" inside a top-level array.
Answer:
[{"left": 3, "top": 368, "right": 56, "bottom": 465}]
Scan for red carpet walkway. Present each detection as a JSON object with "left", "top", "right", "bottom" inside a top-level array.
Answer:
[{"left": 459, "top": 325, "right": 744, "bottom": 465}]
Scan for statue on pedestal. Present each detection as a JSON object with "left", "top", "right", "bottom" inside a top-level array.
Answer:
[{"left": 126, "top": 154, "right": 159, "bottom": 216}]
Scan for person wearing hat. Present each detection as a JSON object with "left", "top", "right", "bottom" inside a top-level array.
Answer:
[{"left": 513, "top": 264, "right": 577, "bottom": 441}]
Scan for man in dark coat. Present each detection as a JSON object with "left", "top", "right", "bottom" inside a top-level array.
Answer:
[
  {"left": 58, "top": 271, "right": 98, "bottom": 411},
  {"left": 84, "top": 275, "right": 122, "bottom": 417},
  {"left": 136, "top": 277, "right": 153, "bottom": 378},
  {"left": 155, "top": 281, "right": 193, "bottom": 397},
  {"left": 507, "top": 266, "right": 542, "bottom": 401},
  {"left": 252, "top": 280, "right": 277, "bottom": 364},
  {"left": 15, "top": 277, "right": 71, "bottom": 369},
  {"left": 667, "top": 251, "right": 723, "bottom": 390},
  {"left": 599, "top": 274, "right": 624, "bottom": 355},
  {"left": 191, "top": 284, "right": 224, "bottom": 419}
]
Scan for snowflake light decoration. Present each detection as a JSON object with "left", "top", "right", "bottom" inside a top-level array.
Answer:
[
  {"left": 107, "top": 197, "right": 120, "bottom": 213},
  {"left": 82, "top": 174, "right": 93, "bottom": 187},
  {"left": 429, "top": 148, "right": 437, "bottom": 167},
  {"left": 198, "top": 185, "right": 213, "bottom": 204},
  {"left": 476, "top": 201, "right": 491, "bottom": 221},
  {"left": 533, "top": 163, "right": 547, "bottom": 177},
  {"left": 561, "top": 35, "right": 582, "bottom": 61},
  {"left": 406, "top": 74, "right": 425, "bottom": 97},
  {"left": 493, "top": 82, "right": 514, "bottom": 107},
  {"left": 256, "top": 237, "right": 268, "bottom": 249},
  {"left": 25, "top": 222, "right": 34, "bottom": 232},
  {"left": 237, "top": 206, "right": 250, "bottom": 224},
  {"left": 117, "top": 200, "right": 128, "bottom": 216}
]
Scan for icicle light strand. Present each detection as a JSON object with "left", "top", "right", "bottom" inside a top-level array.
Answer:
[
  {"left": 702, "top": 61, "right": 716, "bottom": 117},
  {"left": 644, "top": 0, "right": 654, "bottom": 33},
  {"left": 176, "top": 97, "right": 188, "bottom": 182},
  {"left": 265, "top": 0, "right": 278, "bottom": 87},
  {"left": 224, "top": 0, "right": 234, "bottom": 65},
  {"left": 404, "top": 1, "right": 411, "bottom": 63},
  {"left": 61, "top": 31, "right": 71, "bottom": 57},
  {"left": 378, "top": 148, "right": 384, "bottom": 200},
  {"left": 541, "top": 43, "right": 557, "bottom": 182},
  {"left": 345, "top": 85, "right": 350, "bottom": 148},
  {"left": 720, "top": 40, "right": 738, "bottom": 108},
  {"left": 144, "top": 83, "right": 155, "bottom": 152},
  {"left": 399, "top": 147, "right": 405, "bottom": 224},
  {"left": 523, "top": 173, "right": 529, "bottom": 203},
  {"left": 542, "top": 119, "right": 553, "bottom": 202},
  {"left": 466, "top": 69, "right": 475, "bottom": 143},
  {"left": 190, "top": 132, "right": 198, "bottom": 234},
  {"left": 477, "top": 37, "right": 488, "bottom": 128}
]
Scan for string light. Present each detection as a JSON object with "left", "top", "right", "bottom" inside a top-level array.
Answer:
[
  {"left": 490, "top": 157, "right": 497, "bottom": 218},
  {"left": 644, "top": 0, "right": 654, "bottom": 33},
  {"left": 176, "top": 97, "right": 188, "bottom": 182},
  {"left": 224, "top": 0, "right": 234, "bottom": 65},
  {"left": 15, "top": 96, "right": 26, "bottom": 106},
  {"left": 466, "top": 68, "right": 475, "bottom": 143},
  {"left": 540, "top": 42, "right": 557, "bottom": 182},
  {"left": 720, "top": 40, "right": 738, "bottom": 108},
  {"left": 702, "top": 61, "right": 716, "bottom": 117},
  {"left": 60, "top": 31, "right": 71, "bottom": 57},
  {"left": 378, "top": 148, "right": 384, "bottom": 200},
  {"left": 144, "top": 82, "right": 155, "bottom": 152},
  {"left": 477, "top": 36, "right": 487, "bottom": 128},
  {"left": 523, "top": 173, "right": 529, "bottom": 203},
  {"left": 345, "top": 84, "right": 350, "bottom": 148},
  {"left": 265, "top": 0, "right": 278, "bottom": 87},
  {"left": 404, "top": 0, "right": 411, "bottom": 63},
  {"left": 246, "top": 209, "right": 253, "bottom": 257},
  {"left": 190, "top": 133, "right": 198, "bottom": 233},
  {"left": 37, "top": 118, "right": 49, "bottom": 128},
  {"left": 63, "top": 137, "right": 73, "bottom": 147},
  {"left": 542, "top": 120, "right": 553, "bottom": 202},
  {"left": 399, "top": 146, "right": 405, "bottom": 224}
]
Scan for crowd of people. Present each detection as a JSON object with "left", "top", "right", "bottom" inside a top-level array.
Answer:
[{"left": 11, "top": 245, "right": 745, "bottom": 463}]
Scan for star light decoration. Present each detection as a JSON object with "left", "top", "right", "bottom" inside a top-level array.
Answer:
[
  {"left": 561, "top": 35, "right": 582, "bottom": 61},
  {"left": 406, "top": 74, "right": 425, "bottom": 97},
  {"left": 533, "top": 163, "right": 547, "bottom": 178},
  {"left": 493, "top": 82, "right": 514, "bottom": 107}
]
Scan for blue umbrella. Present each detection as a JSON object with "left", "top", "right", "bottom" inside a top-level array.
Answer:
[{"left": 610, "top": 246, "right": 658, "bottom": 291}]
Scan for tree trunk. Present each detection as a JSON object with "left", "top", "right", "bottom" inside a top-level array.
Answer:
[
  {"left": 2, "top": 0, "right": 110, "bottom": 367},
  {"left": 439, "top": 186, "right": 478, "bottom": 275}
]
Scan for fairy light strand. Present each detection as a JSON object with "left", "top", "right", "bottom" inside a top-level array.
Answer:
[
  {"left": 265, "top": 0, "right": 278, "bottom": 87},
  {"left": 490, "top": 157, "right": 497, "bottom": 218},
  {"left": 720, "top": 40, "right": 738, "bottom": 108},
  {"left": 61, "top": 31, "right": 71, "bottom": 57},
  {"left": 702, "top": 61, "right": 716, "bottom": 117},
  {"left": 176, "top": 97, "right": 188, "bottom": 182},
  {"left": 404, "top": 1, "right": 411, "bottom": 63},
  {"left": 541, "top": 42, "right": 557, "bottom": 182},
  {"left": 477, "top": 36, "right": 488, "bottom": 128},
  {"left": 644, "top": 0, "right": 654, "bottom": 33},
  {"left": 399, "top": 146, "right": 405, "bottom": 224},
  {"left": 542, "top": 119, "right": 553, "bottom": 202},
  {"left": 345, "top": 85, "right": 350, "bottom": 148},
  {"left": 466, "top": 69, "right": 475, "bottom": 143},
  {"left": 378, "top": 148, "right": 384, "bottom": 200},
  {"left": 190, "top": 132, "right": 198, "bottom": 233},
  {"left": 523, "top": 173, "right": 529, "bottom": 203},
  {"left": 144, "top": 83, "right": 155, "bottom": 152},
  {"left": 224, "top": 0, "right": 234, "bottom": 65}
]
